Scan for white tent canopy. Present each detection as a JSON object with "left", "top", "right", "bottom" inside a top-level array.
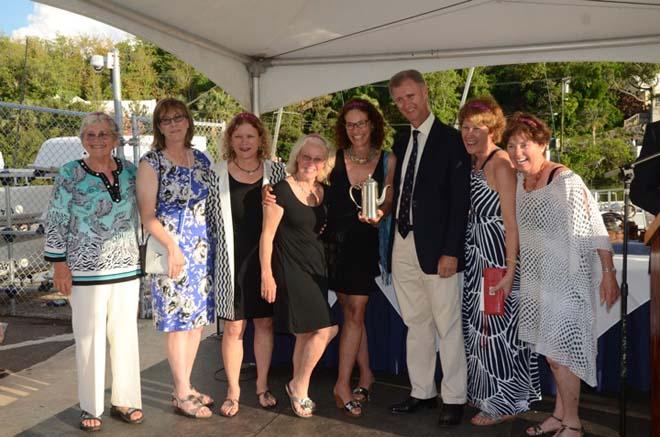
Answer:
[{"left": 39, "top": 0, "right": 660, "bottom": 114}]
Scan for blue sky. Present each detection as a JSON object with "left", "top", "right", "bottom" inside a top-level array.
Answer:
[
  {"left": 0, "top": 0, "right": 32, "bottom": 35},
  {"left": 0, "top": 0, "right": 129, "bottom": 41}
]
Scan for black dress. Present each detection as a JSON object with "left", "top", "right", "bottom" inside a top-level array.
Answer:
[
  {"left": 271, "top": 180, "right": 335, "bottom": 334},
  {"left": 325, "top": 149, "right": 383, "bottom": 295},
  {"left": 227, "top": 174, "right": 272, "bottom": 320}
]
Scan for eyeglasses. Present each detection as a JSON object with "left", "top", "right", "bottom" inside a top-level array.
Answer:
[
  {"left": 159, "top": 114, "right": 186, "bottom": 126},
  {"left": 299, "top": 154, "right": 326, "bottom": 165},
  {"left": 345, "top": 120, "right": 369, "bottom": 130},
  {"left": 84, "top": 131, "right": 114, "bottom": 141}
]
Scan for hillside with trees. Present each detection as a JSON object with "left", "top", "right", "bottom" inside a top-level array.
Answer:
[{"left": 1, "top": 34, "right": 658, "bottom": 188}]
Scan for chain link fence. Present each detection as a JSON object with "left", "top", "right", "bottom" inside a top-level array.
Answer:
[{"left": 0, "top": 101, "right": 224, "bottom": 319}]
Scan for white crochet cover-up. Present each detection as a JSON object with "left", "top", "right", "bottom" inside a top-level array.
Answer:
[{"left": 516, "top": 170, "right": 611, "bottom": 387}]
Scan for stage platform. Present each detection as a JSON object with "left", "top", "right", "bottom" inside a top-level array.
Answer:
[{"left": 1, "top": 322, "right": 649, "bottom": 436}]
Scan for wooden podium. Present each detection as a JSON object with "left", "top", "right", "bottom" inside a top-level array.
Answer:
[{"left": 645, "top": 215, "right": 660, "bottom": 437}]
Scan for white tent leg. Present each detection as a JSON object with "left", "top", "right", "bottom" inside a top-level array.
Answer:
[
  {"left": 250, "top": 73, "right": 260, "bottom": 116},
  {"left": 454, "top": 67, "right": 475, "bottom": 128}
]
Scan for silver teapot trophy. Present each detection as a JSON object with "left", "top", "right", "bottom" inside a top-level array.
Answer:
[{"left": 349, "top": 174, "right": 390, "bottom": 219}]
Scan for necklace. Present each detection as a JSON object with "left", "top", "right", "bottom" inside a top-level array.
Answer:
[
  {"left": 523, "top": 161, "right": 548, "bottom": 191},
  {"left": 233, "top": 159, "right": 261, "bottom": 175},
  {"left": 164, "top": 149, "right": 193, "bottom": 167},
  {"left": 292, "top": 176, "right": 316, "bottom": 198},
  {"left": 347, "top": 147, "right": 377, "bottom": 165}
]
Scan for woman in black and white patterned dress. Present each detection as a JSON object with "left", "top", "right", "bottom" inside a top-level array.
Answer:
[{"left": 459, "top": 98, "right": 540, "bottom": 426}]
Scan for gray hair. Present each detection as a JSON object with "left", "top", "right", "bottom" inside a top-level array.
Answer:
[
  {"left": 286, "top": 133, "right": 335, "bottom": 183},
  {"left": 79, "top": 112, "right": 120, "bottom": 140}
]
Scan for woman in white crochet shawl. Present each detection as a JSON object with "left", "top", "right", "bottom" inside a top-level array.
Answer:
[{"left": 504, "top": 112, "right": 620, "bottom": 437}]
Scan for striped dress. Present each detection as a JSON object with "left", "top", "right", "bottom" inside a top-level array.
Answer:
[{"left": 461, "top": 154, "right": 541, "bottom": 417}]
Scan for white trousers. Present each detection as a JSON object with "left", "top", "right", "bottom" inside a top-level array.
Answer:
[
  {"left": 392, "top": 232, "right": 467, "bottom": 403},
  {"left": 70, "top": 279, "right": 142, "bottom": 417}
]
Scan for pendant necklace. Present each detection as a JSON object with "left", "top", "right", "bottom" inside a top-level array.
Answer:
[
  {"left": 293, "top": 176, "right": 316, "bottom": 200},
  {"left": 347, "top": 147, "right": 376, "bottom": 165},
  {"left": 523, "top": 161, "right": 548, "bottom": 191},
  {"left": 234, "top": 159, "right": 261, "bottom": 175}
]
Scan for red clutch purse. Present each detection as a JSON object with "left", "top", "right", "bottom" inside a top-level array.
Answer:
[{"left": 482, "top": 267, "right": 506, "bottom": 316}]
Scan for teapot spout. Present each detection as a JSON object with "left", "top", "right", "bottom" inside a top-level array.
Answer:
[{"left": 376, "top": 184, "right": 391, "bottom": 206}]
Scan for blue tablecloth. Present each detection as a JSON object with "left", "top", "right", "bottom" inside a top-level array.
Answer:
[{"left": 243, "top": 290, "right": 650, "bottom": 394}]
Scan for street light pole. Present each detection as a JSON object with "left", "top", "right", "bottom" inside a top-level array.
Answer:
[
  {"left": 107, "top": 48, "right": 124, "bottom": 159},
  {"left": 560, "top": 78, "right": 566, "bottom": 164}
]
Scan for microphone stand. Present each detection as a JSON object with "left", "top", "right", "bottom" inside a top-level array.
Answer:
[{"left": 609, "top": 149, "right": 660, "bottom": 437}]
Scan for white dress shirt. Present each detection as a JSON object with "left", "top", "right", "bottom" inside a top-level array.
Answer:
[{"left": 396, "top": 112, "right": 436, "bottom": 224}]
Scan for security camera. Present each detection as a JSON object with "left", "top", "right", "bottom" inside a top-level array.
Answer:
[{"left": 90, "top": 54, "right": 105, "bottom": 72}]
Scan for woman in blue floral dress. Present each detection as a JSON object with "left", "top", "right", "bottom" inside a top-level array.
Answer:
[{"left": 137, "top": 98, "right": 214, "bottom": 419}]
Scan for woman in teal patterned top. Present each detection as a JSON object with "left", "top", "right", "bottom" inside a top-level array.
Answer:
[{"left": 44, "top": 112, "right": 143, "bottom": 432}]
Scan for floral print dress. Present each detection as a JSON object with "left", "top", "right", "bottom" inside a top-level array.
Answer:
[{"left": 141, "top": 149, "right": 214, "bottom": 332}]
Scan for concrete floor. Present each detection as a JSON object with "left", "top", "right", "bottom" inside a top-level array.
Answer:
[{"left": 0, "top": 321, "right": 651, "bottom": 437}]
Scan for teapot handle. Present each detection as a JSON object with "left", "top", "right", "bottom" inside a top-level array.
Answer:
[{"left": 349, "top": 184, "right": 361, "bottom": 209}]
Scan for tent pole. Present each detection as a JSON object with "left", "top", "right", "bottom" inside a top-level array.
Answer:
[
  {"left": 454, "top": 67, "right": 475, "bottom": 128},
  {"left": 248, "top": 59, "right": 269, "bottom": 117},
  {"left": 250, "top": 74, "right": 260, "bottom": 116},
  {"left": 272, "top": 107, "right": 284, "bottom": 160}
]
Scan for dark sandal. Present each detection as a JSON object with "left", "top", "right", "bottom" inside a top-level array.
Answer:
[
  {"left": 556, "top": 424, "right": 585, "bottom": 436},
  {"left": 352, "top": 386, "right": 371, "bottom": 403},
  {"left": 110, "top": 405, "right": 143, "bottom": 424},
  {"left": 334, "top": 392, "right": 362, "bottom": 418},
  {"left": 80, "top": 411, "right": 102, "bottom": 432},
  {"left": 190, "top": 385, "right": 214, "bottom": 407},
  {"left": 527, "top": 414, "right": 563, "bottom": 436},
  {"left": 172, "top": 394, "right": 212, "bottom": 419},
  {"left": 257, "top": 390, "right": 278, "bottom": 409},
  {"left": 219, "top": 398, "right": 240, "bottom": 418}
]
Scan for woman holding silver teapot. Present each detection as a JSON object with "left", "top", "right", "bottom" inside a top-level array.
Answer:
[{"left": 326, "top": 98, "right": 395, "bottom": 417}]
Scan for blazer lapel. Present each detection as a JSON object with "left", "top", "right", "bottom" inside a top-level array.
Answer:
[{"left": 414, "top": 119, "right": 440, "bottom": 188}]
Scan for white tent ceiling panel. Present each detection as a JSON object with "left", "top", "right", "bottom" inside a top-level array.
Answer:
[
  {"left": 37, "top": 0, "right": 660, "bottom": 112},
  {"left": 261, "top": 41, "right": 660, "bottom": 112}
]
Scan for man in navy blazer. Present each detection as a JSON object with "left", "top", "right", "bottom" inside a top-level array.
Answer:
[
  {"left": 387, "top": 70, "right": 470, "bottom": 426},
  {"left": 631, "top": 120, "right": 660, "bottom": 216}
]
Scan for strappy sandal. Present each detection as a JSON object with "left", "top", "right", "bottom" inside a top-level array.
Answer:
[
  {"left": 172, "top": 394, "right": 212, "bottom": 419},
  {"left": 219, "top": 398, "right": 240, "bottom": 418},
  {"left": 190, "top": 385, "right": 214, "bottom": 407},
  {"left": 285, "top": 383, "right": 314, "bottom": 418},
  {"left": 352, "top": 386, "right": 371, "bottom": 403},
  {"left": 555, "top": 424, "right": 585, "bottom": 436},
  {"left": 334, "top": 392, "right": 362, "bottom": 418},
  {"left": 257, "top": 390, "right": 278, "bottom": 409},
  {"left": 110, "top": 405, "right": 143, "bottom": 424},
  {"left": 527, "top": 414, "right": 563, "bottom": 436},
  {"left": 80, "top": 411, "right": 102, "bottom": 432},
  {"left": 470, "top": 410, "right": 514, "bottom": 426}
]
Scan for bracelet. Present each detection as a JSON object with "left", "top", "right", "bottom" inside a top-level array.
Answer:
[{"left": 602, "top": 267, "right": 617, "bottom": 274}]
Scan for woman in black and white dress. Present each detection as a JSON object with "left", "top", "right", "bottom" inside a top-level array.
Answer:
[
  {"left": 208, "top": 113, "right": 286, "bottom": 417},
  {"left": 459, "top": 98, "right": 540, "bottom": 426}
]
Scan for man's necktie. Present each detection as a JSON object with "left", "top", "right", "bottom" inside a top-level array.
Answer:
[{"left": 397, "top": 130, "right": 419, "bottom": 238}]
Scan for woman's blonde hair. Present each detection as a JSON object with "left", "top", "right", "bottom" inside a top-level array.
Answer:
[
  {"left": 221, "top": 112, "right": 273, "bottom": 161},
  {"left": 286, "top": 133, "right": 335, "bottom": 183}
]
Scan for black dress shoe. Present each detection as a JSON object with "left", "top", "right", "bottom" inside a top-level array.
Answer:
[
  {"left": 389, "top": 396, "right": 438, "bottom": 414},
  {"left": 438, "top": 403, "right": 464, "bottom": 426}
]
